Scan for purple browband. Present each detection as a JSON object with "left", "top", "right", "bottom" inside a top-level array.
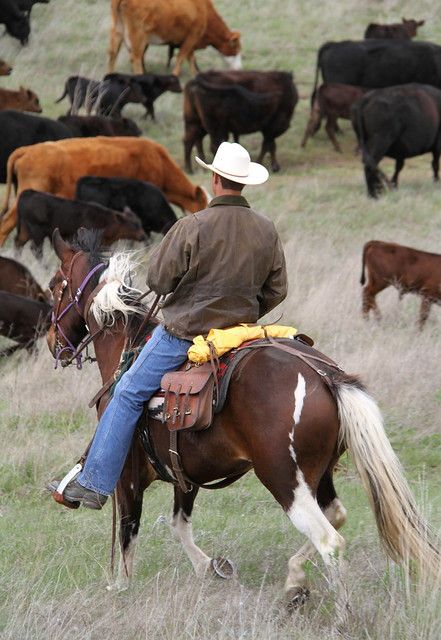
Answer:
[{"left": 52, "top": 262, "right": 107, "bottom": 370}]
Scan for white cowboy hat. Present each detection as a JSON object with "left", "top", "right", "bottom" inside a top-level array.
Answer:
[{"left": 195, "top": 142, "right": 269, "bottom": 185}]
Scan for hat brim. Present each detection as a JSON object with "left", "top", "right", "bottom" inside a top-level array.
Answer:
[{"left": 195, "top": 156, "right": 269, "bottom": 185}]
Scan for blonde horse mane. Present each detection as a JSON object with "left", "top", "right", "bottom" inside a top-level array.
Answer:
[{"left": 90, "top": 251, "right": 148, "bottom": 328}]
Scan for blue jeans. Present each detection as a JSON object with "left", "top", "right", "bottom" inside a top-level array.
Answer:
[{"left": 78, "top": 324, "right": 191, "bottom": 495}]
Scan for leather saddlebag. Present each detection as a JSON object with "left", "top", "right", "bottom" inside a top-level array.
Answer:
[{"left": 161, "top": 363, "right": 215, "bottom": 431}]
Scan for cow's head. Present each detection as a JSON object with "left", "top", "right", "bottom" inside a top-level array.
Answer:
[
  {"left": 7, "top": 14, "right": 30, "bottom": 45},
  {"left": 20, "top": 87, "right": 42, "bottom": 113},
  {"left": 103, "top": 208, "right": 147, "bottom": 244},
  {"left": 0, "top": 59, "right": 12, "bottom": 76},
  {"left": 119, "top": 117, "right": 142, "bottom": 136},
  {"left": 402, "top": 18, "right": 425, "bottom": 36},
  {"left": 159, "top": 75, "right": 182, "bottom": 94},
  {"left": 220, "top": 31, "right": 242, "bottom": 70}
]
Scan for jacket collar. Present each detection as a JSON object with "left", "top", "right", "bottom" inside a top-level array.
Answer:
[{"left": 208, "top": 195, "right": 250, "bottom": 208}]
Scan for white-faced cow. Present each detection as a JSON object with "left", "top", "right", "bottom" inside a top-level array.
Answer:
[{"left": 108, "top": 0, "right": 241, "bottom": 76}]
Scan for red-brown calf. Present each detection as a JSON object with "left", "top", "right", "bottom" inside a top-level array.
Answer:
[
  {"left": 364, "top": 18, "right": 425, "bottom": 40},
  {"left": 301, "top": 83, "right": 369, "bottom": 152},
  {"left": 0, "top": 86, "right": 42, "bottom": 112},
  {"left": 361, "top": 240, "right": 441, "bottom": 329}
]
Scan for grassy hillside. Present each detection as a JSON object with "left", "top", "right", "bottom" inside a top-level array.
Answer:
[{"left": 0, "top": 0, "right": 440, "bottom": 638}]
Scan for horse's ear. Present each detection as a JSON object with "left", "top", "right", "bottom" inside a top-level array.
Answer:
[{"left": 52, "top": 228, "right": 70, "bottom": 259}]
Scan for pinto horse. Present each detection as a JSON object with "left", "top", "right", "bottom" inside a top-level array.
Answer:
[{"left": 46, "top": 229, "right": 440, "bottom": 617}]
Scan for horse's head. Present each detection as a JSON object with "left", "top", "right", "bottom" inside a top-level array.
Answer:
[
  {"left": 47, "top": 228, "right": 147, "bottom": 368},
  {"left": 47, "top": 229, "right": 108, "bottom": 367}
]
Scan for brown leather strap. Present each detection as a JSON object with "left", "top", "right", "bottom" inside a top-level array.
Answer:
[
  {"left": 88, "top": 377, "right": 115, "bottom": 408},
  {"left": 267, "top": 338, "right": 342, "bottom": 369},
  {"left": 169, "top": 430, "right": 193, "bottom": 493},
  {"left": 254, "top": 338, "right": 342, "bottom": 392}
]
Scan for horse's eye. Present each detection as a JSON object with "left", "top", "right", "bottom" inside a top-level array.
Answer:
[{"left": 48, "top": 277, "right": 56, "bottom": 291}]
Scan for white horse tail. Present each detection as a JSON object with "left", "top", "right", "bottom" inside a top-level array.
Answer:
[{"left": 336, "top": 382, "right": 440, "bottom": 579}]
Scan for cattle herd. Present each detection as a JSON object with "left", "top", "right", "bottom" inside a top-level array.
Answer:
[{"left": 0, "top": 1, "right": 439, "bottom": 355}]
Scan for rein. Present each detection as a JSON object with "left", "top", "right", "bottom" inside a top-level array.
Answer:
[{"left": 52, "top": 254, "right": 107, "bottom": 369}]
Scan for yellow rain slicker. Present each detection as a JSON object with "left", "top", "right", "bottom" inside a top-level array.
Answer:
[{"left": 188, "top": 324, "right": 297, "bottom": 364}]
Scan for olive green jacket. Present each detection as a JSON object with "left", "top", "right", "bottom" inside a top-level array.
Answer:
[{"left": 147, "top": 195, "right": 287, "bottom": 340}]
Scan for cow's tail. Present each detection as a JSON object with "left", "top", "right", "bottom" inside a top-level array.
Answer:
[
  {"left": 311, "top": 44, "right": 324, "bottom": 107},
  {"left": 55, "top": 84, "right": 67, "bottom": 103},
  {"left": 336, "top": 381, "right": 441, "bottom": 579},
  {"left": 0, "top": 147, "right": 24, "bottom": 217},
  {"left": 355, "top": 101, "right": 384, "bottom": 197},
  {"left": 360, "top": 241, "right": 371, "bottom": 285}
]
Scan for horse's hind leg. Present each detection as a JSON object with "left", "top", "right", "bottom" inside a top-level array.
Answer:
[
  {"left": 285, "top": 468, "right": 349, "bottom": 625},
  {"left": 285, "top": 471, "right": 347, "bottom": 607}
]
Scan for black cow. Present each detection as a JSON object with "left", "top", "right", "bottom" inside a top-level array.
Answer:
[
  {"left": 313, "top": 40, "right": 441, "bottom": 94},
  {"left": 0, "top": 0, "right": 30, "bottom": 44},
  {"left": 55, "top": 76, "right": 102, "bottom": 114},
  {"left": 58, "top": 115, "right": 141, "bottom": 137},
  {"left": 0, "top": 292, "right": 51, "bottom": 356},
  {"left": 184, "top": 71, "right": 298, "bottom": 172},
  {"left": 0, "top": 110, "right": 75, "bottom": 183},
  {"left": 75, "top": 176, "right": 177, "bottom": 236},
  {"left": 15, "top": 190, "right": 147, "bottom": 257},
  {"left": 55, "top": 75, "right": 144, "bottom": 118},
  {"left": 351, "top": 83, "right": 441, "bottom": 197},
  {"left": 102, "top": 72, "right": 182, "bottom": 119}
]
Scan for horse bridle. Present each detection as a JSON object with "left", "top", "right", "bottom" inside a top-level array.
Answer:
[{"left": 51, "top": 251, "right": 107, "bottom": 370}]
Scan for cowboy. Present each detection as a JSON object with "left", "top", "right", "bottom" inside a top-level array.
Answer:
[{"left": 48, "top": 142, "right": 288, "bottom": 509}]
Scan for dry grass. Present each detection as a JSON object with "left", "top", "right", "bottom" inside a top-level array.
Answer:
[{"left": 0, "top": 0, "right": 440, "bottom": 637}]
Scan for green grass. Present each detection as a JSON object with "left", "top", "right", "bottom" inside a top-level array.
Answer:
[{"left": 0, "top": 0, "right": 440, "bottom": 637}]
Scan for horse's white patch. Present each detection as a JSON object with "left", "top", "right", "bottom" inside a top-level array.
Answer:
[
  {"left": 293, "top": 373, "right": 306, "bottom": 425},
  {"left": 288, "top": 374, "right": 306, "bottom": 463},
  {"left": 223, "top": 53, "right": 242, "bottom": 70},
  {"left": 287, "top": 469, "right": 344, "bottom": 564},
  {"left": 171, "top": 508, "right": 211, "bottom": 575}
]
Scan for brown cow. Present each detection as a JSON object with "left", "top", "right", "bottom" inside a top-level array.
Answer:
[
  {"left": 0, "top": 86, "right": 42, "bottom": 112},
  {"left": 0, "top": 59, "right": 12, "bottom": 75},
  {"left": 361, "top": 240, "right": 441, "bottom": 329},
  {"left": 108, "top": 0, "right": 241, "bottom": 76},
  {"left": 301, "top": 83, "right": 370, "bottom": 152},
  {"left": 364, "top": 19, "right": 425, "bottom": 40},
  {"left": 0, "top": 255, "right": 48, "bottom": 301},
  {"left": 0, "top": 136, "right": 207, "bottom": 245}
]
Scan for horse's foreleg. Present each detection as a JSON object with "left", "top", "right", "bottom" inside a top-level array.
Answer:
[
  {"left": 110, "top": 442, "right": 156, "bottom": 591},
  {"left": 171, "top": 486, "right": 211, "bottom": 575},
  {"left": 171, "top": 487, "right": 235, "bottom": 578}
]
